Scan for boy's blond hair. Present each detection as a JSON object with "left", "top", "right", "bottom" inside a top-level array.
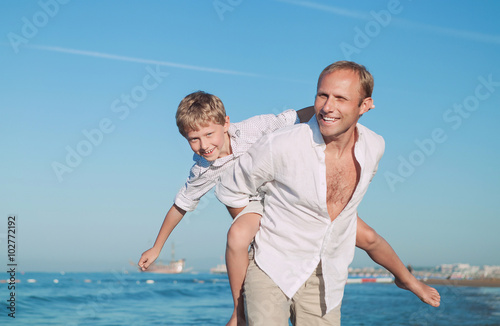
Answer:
[{"left": 176, "top": 91, "right": 227, "bottom": 137}]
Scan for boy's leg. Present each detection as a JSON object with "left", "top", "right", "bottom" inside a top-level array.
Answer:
[
  {"left": 244, "top": 250, "right": 291, "bottom": 326},
  {"left": 291, "top": 262, "right": 341, "bottom": 326},
  {"left": 226, "top": 209, "right": 262, "bottom": 326},
  {"left": 356, "top": 216, "right": 440, "bottom": 307}
]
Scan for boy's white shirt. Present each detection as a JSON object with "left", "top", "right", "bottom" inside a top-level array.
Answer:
[{"left": 174, "top": 109, "right": 299, "bottom": 212}]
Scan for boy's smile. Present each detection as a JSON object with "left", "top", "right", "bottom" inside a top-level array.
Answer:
[{"left": 185, "top": 116, "right": 231, "bottom": 161}]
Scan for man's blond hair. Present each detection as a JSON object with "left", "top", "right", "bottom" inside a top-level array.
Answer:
[
  {"left": 318, "top": 61, "right": 374, "bottom": 106},
  {"left": 176, "top": 91, "right": 226, "bottom": 137}
]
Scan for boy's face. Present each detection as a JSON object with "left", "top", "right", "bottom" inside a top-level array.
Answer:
[{"left": 185, "top": 116, "right": 231, "bottom": 161}]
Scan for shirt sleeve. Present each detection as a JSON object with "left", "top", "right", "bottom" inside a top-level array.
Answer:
[
  {"left": 174, "top": 185, "right": 199, "bottom": 212},
  {"left": 174, "top": 164, "right": 216, "bottom": 212},
  {"left": 365, "top": 126, "right": 385, "bottom": 182},
  {"left": 215, "top": 135, "right": 275, "bottom": 208},
  {"left": 238, "top": 109, "right": 299, "bottom": 139}
]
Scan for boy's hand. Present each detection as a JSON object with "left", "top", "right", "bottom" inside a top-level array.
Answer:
[{"left": 138, "top": 248, "right": 160, "bottom": 271}]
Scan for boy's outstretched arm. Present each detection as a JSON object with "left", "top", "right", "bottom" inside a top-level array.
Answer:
[
  {"left": 138, "top": 204, "right": 186, "bottom": 271},
  {"left": 356, "top": 216, "right": 441, "bottom": 307}
]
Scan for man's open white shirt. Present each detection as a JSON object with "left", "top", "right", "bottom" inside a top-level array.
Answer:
[
  {"left": 174, "top": 109, "right": 299, "bottom": 212},
  {"left": 216, "top": 117, "right": 385, "bottom": 312}
]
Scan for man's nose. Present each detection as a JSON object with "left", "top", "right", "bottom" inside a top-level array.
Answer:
[{"left": 322, "top": 97, "right": 335, "bottom": 112}]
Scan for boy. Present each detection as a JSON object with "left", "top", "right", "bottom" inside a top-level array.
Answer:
[{"left": 138, "top": 91, "right": 440, "bottom": 326}]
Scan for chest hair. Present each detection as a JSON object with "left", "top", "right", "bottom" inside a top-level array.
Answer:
[{"left": 325, "top": 153, "right": 360, "bottom": 220}]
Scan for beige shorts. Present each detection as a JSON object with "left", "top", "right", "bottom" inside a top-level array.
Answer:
[
  {"left": 244, "top": 253, "right": 341, "bottom": 326},
  {"left": 232, "top": 200, "right": 264, "bottom": 224}
]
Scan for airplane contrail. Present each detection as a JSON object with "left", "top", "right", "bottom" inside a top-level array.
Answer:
[
  {"left": 275, "top": 0, "right": 500, "bottom": 45},
  {"left": 22, "top": 44, "right": 310, "bottom": 84}
]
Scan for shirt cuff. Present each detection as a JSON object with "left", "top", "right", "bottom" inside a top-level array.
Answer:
[
  {"left": 215, "top": 185, "right": 250, "bottom": 209},
  {"left": 174, "top": 193, "right": 198, "bottom": 212},
  {"left": 282, "top": 109, "right": 300, "bottom": 125}
]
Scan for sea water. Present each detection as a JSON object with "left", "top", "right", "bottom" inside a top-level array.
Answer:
[{"left": 1, "top": 272, "right": 499, "bottom": 325}]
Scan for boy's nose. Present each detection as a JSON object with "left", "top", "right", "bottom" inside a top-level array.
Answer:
[{"left": 199, "top": 138, "right": 209, "bottom": 150}]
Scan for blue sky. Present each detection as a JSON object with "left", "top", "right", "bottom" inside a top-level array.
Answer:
[{"left": 1, "top": 1, "right": 499, "bottom": 272}]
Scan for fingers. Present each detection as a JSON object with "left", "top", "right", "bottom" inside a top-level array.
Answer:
[{"left": 138, "top": 255, "right": 149, "bottom": 270}]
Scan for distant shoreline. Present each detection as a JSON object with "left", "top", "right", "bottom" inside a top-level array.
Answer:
[{"left": 421, "top": 278, "right": 500, "bottom": 287}]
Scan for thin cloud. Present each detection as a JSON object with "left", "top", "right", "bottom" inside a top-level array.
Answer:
[
  {"left": 26, "top": 44, "right": 262, "bottom": 77},
  {"left": 21, "top": 44, "right": 310, "bottom": 84},
  {"left": 274, "top": 0, "right": 367, "bottom": 19},
  {"left": 392, "top": 19, "right": 500, "bottom": 45},
  {"left": 275, "top": 0, "right": 500, "bottom": 45}
]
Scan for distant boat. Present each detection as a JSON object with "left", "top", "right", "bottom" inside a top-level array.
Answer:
[
  {"left": 140, "top": 243, "right": 185, "bottom": 274},
  {"left": 210, "top": 264, "right": 227, "bottom": 274},
  {"left": 143, "top": 259, "right": 185, "bottom": 274}
]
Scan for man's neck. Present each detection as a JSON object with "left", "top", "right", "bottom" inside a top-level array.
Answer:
[{"left": 323, "top": 126, "right": 358, "bottom": 159}]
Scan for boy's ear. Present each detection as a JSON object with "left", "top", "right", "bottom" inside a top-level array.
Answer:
[{"left": 224, "top": 116, "right": 230, "bottom": 132}]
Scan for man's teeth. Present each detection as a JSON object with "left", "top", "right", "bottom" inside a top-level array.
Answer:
[{"left": 323, "top": 116, "right": 338, "bottom": 122}]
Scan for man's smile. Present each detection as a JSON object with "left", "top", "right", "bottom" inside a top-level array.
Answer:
[{"left": 320, "top": 114, "right": 339, "bottom": 123}]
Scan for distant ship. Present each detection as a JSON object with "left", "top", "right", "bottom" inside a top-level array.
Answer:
[
  {"left": 210, "top": 264, "right": 227, "bottom": 274},
  {"left": 140, "top": 243, "right": 185, "bottom": 274}
]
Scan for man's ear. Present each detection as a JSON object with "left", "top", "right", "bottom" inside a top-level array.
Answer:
[
  {"left": 224, "top": 115, "right": 230, "bottom": 132},
  {"left": 359, "top": 97, "right": 374, "bottom": 115}
]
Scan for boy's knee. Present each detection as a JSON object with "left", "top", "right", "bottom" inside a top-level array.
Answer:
[{"left": 227, "top": 223, "right": 246, "bottom": 249}]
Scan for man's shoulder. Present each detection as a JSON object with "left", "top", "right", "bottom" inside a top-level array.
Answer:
[
  {"left": 230, "top": 110, "right": 298, "bottom": 137},
  {"left": 248, "top": 123, "right": 312, "bottom": 156},
  {"left": 262, "top": 122, "right": 310, "bottom": 143},
  {"left": 358, "top": 123, "right": 384, "bottom": 145},
  {"left": 357, "top": 123, "right": 385, "bottom": 160}
]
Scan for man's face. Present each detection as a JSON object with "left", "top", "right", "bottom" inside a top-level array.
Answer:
[
  {"left": 314, "top": 69, "right": 372, "bottom": 144},
  {"left": 185, "top": 116, "right": 230, "bottom": 161}
]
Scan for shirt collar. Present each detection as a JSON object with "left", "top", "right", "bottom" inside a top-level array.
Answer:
[
  {"left": 307, "top": 116, "right": 326, "bottom": 149},
  {"left": 193, "top": 153, "right": 212, "bottom": 168}
]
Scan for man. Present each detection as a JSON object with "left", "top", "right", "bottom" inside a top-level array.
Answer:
[{"left": 216, "top": 61, "right": 385, "bottom": 325}]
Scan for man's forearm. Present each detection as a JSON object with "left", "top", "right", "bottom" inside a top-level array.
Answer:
[{"left": 363, "top": 233, "right": 413, "bottom": 282}]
